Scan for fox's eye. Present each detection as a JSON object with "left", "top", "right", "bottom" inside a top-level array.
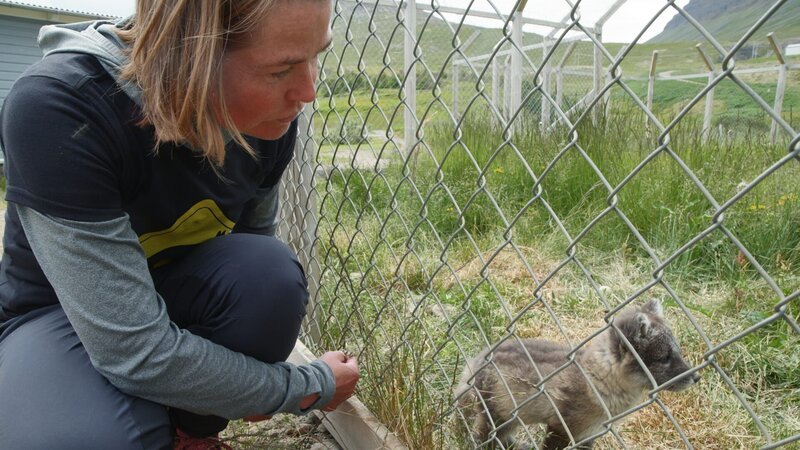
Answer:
[{"left": 661, "top": 353, "right": 672, "bottom": 362}]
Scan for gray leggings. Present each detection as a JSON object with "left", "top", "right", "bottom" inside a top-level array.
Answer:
[{"left": 0, "top": 233, "right": 308, "bottom": 449}]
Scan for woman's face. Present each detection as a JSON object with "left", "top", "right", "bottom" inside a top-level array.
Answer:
[{"left": 221, "top": 0, "right": 332, "bottom": 140}]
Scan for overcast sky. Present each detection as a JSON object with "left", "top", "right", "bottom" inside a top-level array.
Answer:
[{"left": 28, "top": 0, "right": 691, "bottom": 43}]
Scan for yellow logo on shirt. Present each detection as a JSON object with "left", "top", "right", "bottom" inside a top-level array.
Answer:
[{"left": 138, "top": 199, "right": 235, "bottom": 258}]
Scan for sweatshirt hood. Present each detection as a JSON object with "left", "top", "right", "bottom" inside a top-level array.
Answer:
[
  {"left": 37, "top": 18, "right": 141, "bottom": 105},
  {"left": 37, "top": 17, "right": 238, "bottom": 148}
]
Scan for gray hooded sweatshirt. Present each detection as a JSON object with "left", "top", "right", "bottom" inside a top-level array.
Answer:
[{"left": 11, "top": 19, "right": 334, "bottom": 419}]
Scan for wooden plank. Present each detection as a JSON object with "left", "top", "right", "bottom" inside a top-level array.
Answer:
[
  {"left": 646, "top": 51, "right": 658, "bottom": 130},
  {"left": 287, "top": 340, "right": 408, "bottom": 450},
  {"left": 771, "top": 64, "right": 788, "bottom": 143},
  {"left": 0, "top": 15, "right": 48, "bottom": 32},
  {"left": 0, "top": 41, "right": 43, "bottom": 54},
  {"left": 0, "top": 53, "right": 42, "bottom": 66}
]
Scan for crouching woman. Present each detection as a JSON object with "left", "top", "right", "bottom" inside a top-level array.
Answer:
[{"left": 0, "top": 0, "right": 358, "bottom": 448}]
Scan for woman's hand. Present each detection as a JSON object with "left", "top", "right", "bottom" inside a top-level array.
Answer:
[
  {"left": 318, "top": 351, "right": 359, "bottom": 411},
  {"left": 244, "top": 350, "right": 359, "bottom": 421}
]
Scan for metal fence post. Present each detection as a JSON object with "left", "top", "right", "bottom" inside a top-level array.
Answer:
[
  {"left": 510, "top": 7, "right": 524, "bottom": 125},
  {"left": 452, "top": 60, "right": 460, "bottom": 119},
  {"left": 504, "top": 55, "right": 512, "bottom": 119},
  {"left": 595, "top": 0, "right": 627, "bottom": 122},
  {"left": 555, "top": 40, "right": 577, "bottom": 125},
  {"left": 404, "top": 0, "right": 417, "bottom": 155},
  {"left": 492, "top": 57, "right": 499, "bottom": 109},
  {"left": 541, "top": 41, "right": 551, "bottom": 130},
  {"left": 555, "top": 66, "right": 563, "bottom": 118},
  {"left": 284, "top": 108, "right": 321, "bottom": 344},
  {"left": 452, "top": 30, "right": 481, "bottom": 121}
]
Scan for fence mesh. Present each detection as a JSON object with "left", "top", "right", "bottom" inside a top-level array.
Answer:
[{"left": 278, "top": 0, "right": 800, "bottom": 448}]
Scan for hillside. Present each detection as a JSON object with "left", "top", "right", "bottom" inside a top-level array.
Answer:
[
  {"left": 649, "top": 0, "right": 800, "bottom": 43},
  {"left": 330, "top": 1, "right": 544, "bottom": 76}
]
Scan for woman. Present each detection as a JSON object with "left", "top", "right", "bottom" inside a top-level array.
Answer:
[{"left": 0, "top": 0, "right": 358, "bottom": 448}]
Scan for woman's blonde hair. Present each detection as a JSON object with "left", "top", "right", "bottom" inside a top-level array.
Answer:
[{"left": 118, "top": 0, "right": 278, "bottom": 166}]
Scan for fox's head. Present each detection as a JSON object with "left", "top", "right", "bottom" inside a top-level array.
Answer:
[{"left": 613, "top": 299, "right": 701, "bottom": 392}]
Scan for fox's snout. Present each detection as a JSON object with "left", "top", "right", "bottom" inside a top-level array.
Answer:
[{"left": 667, "top": 369, "right": 701, "bottom": 392}]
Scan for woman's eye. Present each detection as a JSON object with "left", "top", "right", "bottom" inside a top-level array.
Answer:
[{"left": 271, "top": 68, "right": 292, "bottom": 79}]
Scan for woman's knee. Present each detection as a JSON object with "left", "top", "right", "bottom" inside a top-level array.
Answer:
[
  {"left": 156, "top": 234, "right": 309, "bottom": 362},
  {"left": 219, "top": 236, "right": 309, "bottom": 361},
  {"left": 217, "top": 234, "right": 309, "bottom": 319}
]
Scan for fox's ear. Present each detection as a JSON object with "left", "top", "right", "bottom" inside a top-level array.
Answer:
[
  {"left": 642, "top": 299, "right": 664, "bottom": 318},
  {"left": 634, "top": 312, "right": 652, "bottom": 341},
  {"left": 615, "top": 310, "right": 652, "bottom": 352}
]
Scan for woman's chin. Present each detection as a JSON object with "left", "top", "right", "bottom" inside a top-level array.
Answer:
[{"left": 242, "top": 122, "right": 294, "bottom": 141}]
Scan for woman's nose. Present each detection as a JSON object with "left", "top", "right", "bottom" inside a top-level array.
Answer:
[{"left": 289, "top": 62, "right": 317, "bottom": 104}]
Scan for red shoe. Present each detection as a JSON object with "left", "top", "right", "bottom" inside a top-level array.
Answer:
[{"left": 173, "top": 428, "right": 233, "bottom": 450}]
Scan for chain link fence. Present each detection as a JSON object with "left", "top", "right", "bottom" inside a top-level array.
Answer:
[{"left": 278, "top": 0, "right": 800, "bottom": 448}]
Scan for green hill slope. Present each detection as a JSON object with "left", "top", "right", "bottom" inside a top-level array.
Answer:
[
  {"left": 330, "top": 2, "right": 544, "bottom": 77},
  {"left": 649, "top": 0, "right": 800, "bottom": 43}
]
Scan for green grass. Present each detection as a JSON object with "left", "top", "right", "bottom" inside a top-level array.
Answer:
[
  {"left": 620, "top": 77, "right": 800, "bottom": 130},
  {"left": 307, "top": 99, "right": 800, "bottom": 448}
]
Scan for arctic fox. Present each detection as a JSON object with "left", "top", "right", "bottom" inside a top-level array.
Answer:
[{"left": 455, "top": 299, "right": 701, "bottom": 449}]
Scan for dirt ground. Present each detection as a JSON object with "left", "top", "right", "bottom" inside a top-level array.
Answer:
[
  {"left": 221, "top": 414, "right": 341, "bottom": 449},
  {"left": 0, "top": 200, "right": 341, "bottom": 449}
]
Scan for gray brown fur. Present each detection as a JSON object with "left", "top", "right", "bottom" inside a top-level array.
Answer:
[{"left": 455, "top": 299, "right": 700, "bottom": 449}]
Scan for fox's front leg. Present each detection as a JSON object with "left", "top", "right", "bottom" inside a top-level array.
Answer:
[{"left": 542, "top": 426, "right": 595, "bottom": 449}]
